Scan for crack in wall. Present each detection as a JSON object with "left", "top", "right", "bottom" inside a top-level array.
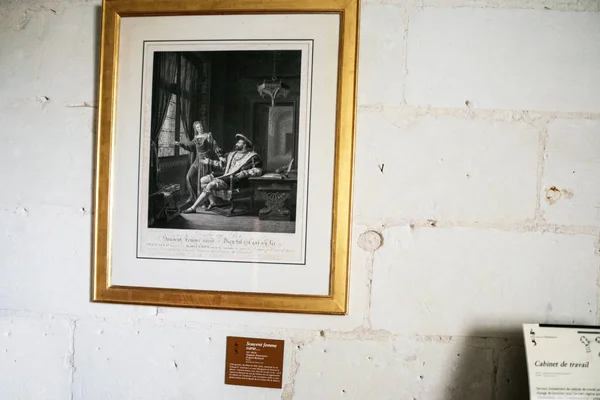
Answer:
[
  {"left": 363, "top": 253, "right": 375, "bottom": 329},
  {"left": 321, "top": 326, "right": 396, "bottom": 341},
  {"left": 401, "top": 6, "right": 410, "bottom": 105},
  {"left": 490, "top": 347, "right": 499, "bottom": 400},
  {"left": 356, "top": 230, "right": 383, "bottom": 329},
  {"left": 360, "top": 103, "right": 600, "bottom": 123},
  {"left": 65, "top": 101, "right": 97, "bottom": 108},
  {"left": 356, "top": 217, "right": 600, "bottom": 236},
  {"left": 68, "top": 319, "right": 78, "bottom": 400},
  {"left": 281, "top": 339, "right": 302, "bottom": 400},
  {"left": 534, "top": 118, "right": 550, "bottom": 223}
]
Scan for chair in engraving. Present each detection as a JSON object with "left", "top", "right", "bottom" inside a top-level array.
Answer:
[{"left": 210, "top": 175, "right": 255, "bottom": 217}]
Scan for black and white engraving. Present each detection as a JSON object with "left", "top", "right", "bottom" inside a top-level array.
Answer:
[{"left": 146, "top": 49, "right": 303, "bottom": 235}]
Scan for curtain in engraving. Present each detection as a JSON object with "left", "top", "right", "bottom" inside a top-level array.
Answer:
[
  {"left": 149, "top": 52, "right": 177, "bottom": 199},
  {"left": 178, "top": 54, "right": 202, "bottom": 140},
  {"left": 150, "top": 52, "right": 178, "bottom": 145}
]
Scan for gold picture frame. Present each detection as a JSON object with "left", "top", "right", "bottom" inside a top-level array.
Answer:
[{"left": 93, "top": 0, "right": 360, "bottom": 314}]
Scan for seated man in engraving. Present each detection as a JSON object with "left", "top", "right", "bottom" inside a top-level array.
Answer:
[{"left": 183, "top": 134, "right": 263, "bottom": 213}]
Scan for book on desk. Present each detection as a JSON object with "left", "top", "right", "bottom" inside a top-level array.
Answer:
[{"left": 260, "top": 159, "right": 295, "bottom": 180}]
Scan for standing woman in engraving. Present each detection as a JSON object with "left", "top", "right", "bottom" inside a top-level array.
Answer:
[{"left": 175, "top": 121, "right": 223, "bottom": 205}]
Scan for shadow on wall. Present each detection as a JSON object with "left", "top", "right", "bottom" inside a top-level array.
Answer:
[{"left": 446, "top": 328, "right": 529, "bottom": 400}]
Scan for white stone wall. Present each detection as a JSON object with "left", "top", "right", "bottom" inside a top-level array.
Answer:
[{"left": 1, "top": 0, "right": 599, "bottom": 398}]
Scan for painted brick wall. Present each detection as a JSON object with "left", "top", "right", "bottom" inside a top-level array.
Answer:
[{"left": 1, "top": 0, "right": 599, "bottom": 398}]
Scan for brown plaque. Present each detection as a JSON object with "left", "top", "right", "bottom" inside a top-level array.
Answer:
[{"left": 225, "top": 336, "right": 285, "bottom": 389}]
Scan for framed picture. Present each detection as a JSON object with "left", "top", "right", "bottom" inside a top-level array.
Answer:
[{"left": 92, "top": 0, "right": 360, "bottom": 314}]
